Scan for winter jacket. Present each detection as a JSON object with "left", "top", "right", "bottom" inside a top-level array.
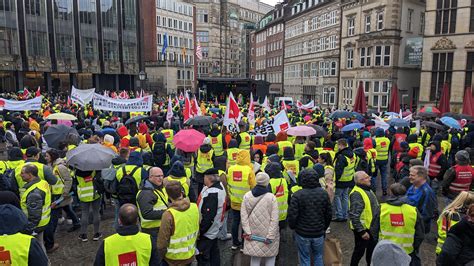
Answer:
[
  {"left": 51, "top": 158, "right": 73, "bottom": 208},
  {"left": 299, "top": 150, "right": 318, "bottom": 169},
  {"left": 101, "top": 126, "right": 120, "bottom": 144},
  {"left": 441, "top": 164, "right": 474, "bottom": 199},
  {"left": 373, "top": 196, "right": 425, "bottom": 252},
  {"left": 241, "top": 190, "right": 280, "bottom": 257},
  {"left": 334, "top": 147, "right": 355, "bottom": 188},
  {"left": 288, "top": 169, "right": 332, "bottom": 238},
  {"left": 461, "top": 124, "right": 474, "bottom": 149},
  {"left": 22, "top": 178, "right": 48, "bottom": 234},
  {"left": 228, "top": 150, "right": 256, "bottom": 211},
  {"left": 126, "top": 151, "right": 149, "bottom": 180},
  {"left": 157, "top": 198, "right": 196, "bottom": 266},
  {"left": 198, "top": 182, "right": 226, "bottom": 239},
  {"left": 152, "top": 133, "right": 173, "bottom": 168},
  {"left": 406, "top": 182, "right": 437, "bottom": 226},
  {"left": 209, "top": 128, "right": 227, "bottom": 150},
  {"left": 136, "top": 180, "right": 168, "bottom": 235},
  {"left": 371, "top": 240, "right": 411, "bottom": 266},
  {"left": 353, "top": 147, "right": 368, "bottom": 172},
  {"left": 349, "top": 184, "right": 380, "bottom": 238},
  {"left": 94, "top": 224, "right": 160, "bottom": 266},
  {"left": 0, "top": 204, "right": 48, "bottom": 266},
  {"left": 12, "top": 159, "right": 58, "bottom": 196},
  {"left": 423, "top": 141, "right": 448, "bottom": 180},
  {"left": 437, "top": 218, "right": 474, "bottom": 266}
]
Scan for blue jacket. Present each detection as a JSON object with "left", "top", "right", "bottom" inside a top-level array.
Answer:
[{"left": 406, "top": 182, "right": 436, "bottom": 223}]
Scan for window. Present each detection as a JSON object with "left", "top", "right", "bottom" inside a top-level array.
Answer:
[
  {"left": 435, "top": 0, "right": 457, "bottom": 34},
  {"left": 377, "top": 12, "right": 384, "bottom": 31},
  {"left": 0, "top": 0, "right": 13, "bottom": 11},
  {"left": 157, "top": 34, "right": 162, "bottom": 45},
  {"left": 342, "top": 79, "right": 354, "bottom": 106},
  {"left": 330, "top": 61, "right": 337, "bottom": 76},
  {"left": 375, "top": 46, "right": 390, "bottom": 66},
  {"left": 348, "top": 17, "right": 355, "bottom": 36},
  {"left": 466, "top": 52, "right": 474, "bottom": 87},
  {"left": 383, "top": 46, "right": 391, "bottom": 66},
  {"left": 375, "top": 46, "right": 382, "bottom": 66},
  {"left": 420, "top": 12, "right": 425, "bottom": 34},
  {"left": 311, "top": 62, "right": 318, "bottom": 77},
  {"left": 25, "top": 0, "right": 43, "bottom": 16},
  {"left": 360, "top": 47, "right": 366, "bottom": 67},
  {"left": 365, "top": 14, "right": 371, "bottom": 33},
  {"left": 430, "top": 53, "right": 453, "bottom": 101},
  {"left": 366, "top": 47, "right": 372, "bottom": 67},
  {"left": 360, "top": 47, "right": 372, "bottom": 67},
  {"left": 323, "top": 87, "right": 336, "bottom": 105},
  {"left": 196, "top": 31, "right": 209, "bottom": 42},
  {"left": 303, "top": 63, "right": 310, "bottom": 77},
  {"left": 157, "top": 16, "right": 161, "bottom": 26},
  {"left": 346, "top": 49, "right": 353, "bottom": 69},
  {"left": 470, "top": 0, "right": 474, "bottom": 32},
  {"left": 0, "top": 27, "right": 18, "bottom": 55},
  {"left": 407, "top": 9, "right": 414, "bottom": 31}
]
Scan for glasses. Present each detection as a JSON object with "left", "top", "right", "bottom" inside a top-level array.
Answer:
[{"left": 151, "top": 174, "right": 164, "bottom": 178}]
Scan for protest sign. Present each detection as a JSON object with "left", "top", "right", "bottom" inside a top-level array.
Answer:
[
  {"left": 92, "top": 93, "right": 153, "bottom": 112},
  {"left": 0, "top": 96, "right": 42, "bottom": 111},
  {"left": 71, "top": 86, "right": 95, "bottom": 106}
]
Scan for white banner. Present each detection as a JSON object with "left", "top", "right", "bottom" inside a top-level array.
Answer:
[
  {"left": 71, "top": 86, "right": 95, "bottom": 106},
  {"left": 272, "top": 110, "right": 291, "bottom": 134},
  {"left": 92, "top": 93, "right": 153, "bottom": 112},
  {"left": 0, "top": 96, "right": 42, "bottom": 111}
]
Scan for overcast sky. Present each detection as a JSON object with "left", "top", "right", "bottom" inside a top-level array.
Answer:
[{"left": 261, "top": 0, "right": 279, "bottom": 7}]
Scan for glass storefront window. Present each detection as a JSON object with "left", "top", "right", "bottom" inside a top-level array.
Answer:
[{"left": 79, "top": 0, "right": 98, "bottom": 61}]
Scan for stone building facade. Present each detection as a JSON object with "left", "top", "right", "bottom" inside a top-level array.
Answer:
[
  {"left": 283, "top": 0, "right": 341, "bottom": 106},
  {"left": 419, "top": 0, "right": 474, "bottom": 112},
  {"left": 338, "top": 0, "right": 425, "bottom": 110}
]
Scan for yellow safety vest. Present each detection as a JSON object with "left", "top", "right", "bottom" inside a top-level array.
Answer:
[
  {"left": 269, "top": 178, "right": 289, "bottom": 221},
  {"left": 104, "top": 232, "right": 152, "bottom": 266},
  {"left": 281, "top": 160, "right": 300, "bottom": 181},
  {"left": 349, "top": 186, "right": 374, "bottom": 230},
  {"left": 51, "top": 165, "right": 65, "bottom": 195},
  {"left": 162, "top": 129, "right": 175, "bottom": 149},
  {"left": 367, "top": 149, "right": 377, "bottom": 174},
  {"left": 165, "top": 203, "right": 200, "bottom": 261},
  {"left": 227, "top": 165, "right": 251, "bottom": 205},
  {"left": 290, "top": 185, "right": 302, "bottom": 194},
  {"left": 227, "top": 148, "right": 240, "bottom": 167},
  {"left": 436, "top": 213, "right": 461, "bottom": 254},
  {"left": 294, "top": 143, "right": 305, "bottom": 160},
  {"left": 15, "top": 162, "right": 45, "bottom": 197},
  {"left": 338, "top": 155, "right": 355, "bottom": 182},
  {"left": 137, "top": 189, "right": 168, "bottom": 229},
  {"left": 210, "top": 135, "right": 224, "bottom": 156},
  {"left": 300, "top": 155, "right": 315, "bottom": 170},
  {"left": 0, "top": 232, "right": 33, "bottom": 265},
  {"left": 21, "top": 179, "right": 51, "bottom": 228},
  {"left": 379, "top": 203, "right": 417, "bottom": 254},
  {"left": 6, "top": 160, "right": 24, "bottom": 170},
  {"left": 375, "top": 137, "right": 390, "bottom": 161},
  {"left": 441, "top": 140, "right": 451, "bottom": 156},
  {"left": 277, "top": 141, "right": 293, "bottom": 157},
  {"left": 167, "top": 176, "right": 190, "bottom": 197},
  {"left": 319, "top": 149, "right": 335, "bottom": 161},
  {"left": 196, "top": 150, "right": 214, "bottom": 174},
  {"left": 239, "top": 132, "right": 251, "bottom": 150},
  {"left": 76, "top": 171, "right": 100, "bottom": 202},
  {"left": 408, "top": 143, "right": 424, "bottom": 160}
]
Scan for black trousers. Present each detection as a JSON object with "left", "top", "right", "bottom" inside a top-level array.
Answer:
[
  {"left": 196, "top": 236, "right": 220, "bottom": 266},
  {"left": 350, "top": 231, "right": 376, "bottom": 266}
]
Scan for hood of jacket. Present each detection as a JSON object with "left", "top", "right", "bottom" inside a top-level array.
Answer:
[
  {"left": 385, "top": 196, "right": 407, "bottom": 206},
  {"left": 209, "top": 128, "right": 220, "bottom": 137},
  {"left": 138, "top": 123, "right": 148, "bottom": 134},
  {"left": 267, "top": 154, "right": 280, "bottom": 164},
  {"left": 265, "top": 162, "right": 283, "bottom": 179},
  {"left": 298, "top": 168, "right": 321, "bottom": 189},
  {"left": 363, "top": 138, "right": 374, "bottom": 151},
  {"left": 168, "top": 160, "right": 186, "bottom": 177},
  {"left": 169, "top": 197, "right": 191, "bottom": 212},
  {"left": 200, "top": 144, "right": 213, "bottom": 153},
  {"left": 53, "top": 158, "right": 67, "bottom": 167},
  {"left": 430, "top": 141, "right": 441, "bottom": 153},
  {"left": 142, "top": 179, "right": 161, "bottom": 190},
  {"left": 117, "top": 125, "right": 129, "bottom": 138},
  {"left": 266, "top": 144, "right": 279, "bottom": 156},
  {"left": 353, "top": 147, "right": 367, "bottom": 158},
  {"left": 236, "top": 150, "right": 252, "bottom": 168},
  {"left": 375, "top": 128, "right": 385, "bottom": 137},
  {"left": 371, "top": 240, "right": 411, "bottom": 265},
  {"left": 283, "top": 146, "right": 295, "bottom": 160},
  {"left": 153, "top": 132, "right": 167, "bottom": 143},
  {"left": 407, "top": 134, "right": 418, "bottom": 143},
  {"left": 228, "top": 139, "right": 238, "bottom": 149},
  {"left": 0, "top": 204, "right": 28, "bottom": 235},
  {"left": 127, "top": 151, "right": 143, "bottom": 166},
  {"left": 112, "top": 156, "right": 127, "bottom": 166}
]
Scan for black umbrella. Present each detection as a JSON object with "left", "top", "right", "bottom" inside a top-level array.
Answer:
[
  {"left": 44, "top": 124, "right": 79, "bottom": 149},
  {"left": 184, "top": 116, "right": 213, "bottom": 126},
  {"left": 125, "top": 115, "right": 149, "bottom": 125},
  {"left": 329, "top": 110, "right": 353, "bottom": 120},
  {"left": 422, "top": 121, "right": 445, "bottom": 130},
  {"left": 417, "top": 112, "right": 438, "bottom": 118},
  {"left": 305, "top": 124, "right": 328, "bottom": 138}
]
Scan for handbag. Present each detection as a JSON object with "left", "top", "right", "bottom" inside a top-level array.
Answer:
[{"left": 324, "top": 237, "right": 343, "bottom": 266}]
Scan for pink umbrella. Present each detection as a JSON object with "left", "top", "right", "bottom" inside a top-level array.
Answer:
[
  {"left": 173, "top": 129, "right": 206, "bottom": 152},
  {"left": 389, "top": 84, "right": 400, "bottom": 112},
  {"left": 438, "top": 83, "right": 451, "bottom": 114},
  {"left": 287, "top": 125, "right": 317, "bottom": 137},
  {"left": 353, "top": 81, "right": 367, "bottom": 114}
]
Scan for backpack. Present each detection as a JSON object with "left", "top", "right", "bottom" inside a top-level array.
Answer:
[
  {"left": 102, "top": 167, "right": 118, "bottom": 195},
  {"left": 0, "top": 162, "right": 15, "bottom": 193},
  {"left": 117, "top": 166, "right": 140, "bottom": 205},
  {"left": 152, "top": 143, "right": 166, "bottom": 167},
  {"left": 93, "top": 171, "right": 105, "bottom": 195}
]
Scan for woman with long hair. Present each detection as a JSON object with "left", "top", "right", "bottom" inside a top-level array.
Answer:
[{"left": 436, "top": 191, "right": 474, "bottom": 254}]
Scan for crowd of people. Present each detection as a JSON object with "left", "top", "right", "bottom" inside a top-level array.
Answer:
[{"left": 0, "top": 93, "right": 473, "bottom": 266}]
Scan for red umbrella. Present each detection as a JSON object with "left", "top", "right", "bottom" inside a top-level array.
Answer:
[
  {"left": 388, "top": 83, "right": 400, "bottom": 112},
  {"left": 353, "top": 81, "right": 367, "bottom": 114},
  {"left": 462, "top": 86, "right": 474, "bottom": 117},
  {"left": 173, "top": 129, "right": 206, "bottom": 152},
  {"left": 438, "top": 83, "right": 451, "bottom": 114},
  {"left": 419, "top": 106, "right": 441, "bottom": 114}
]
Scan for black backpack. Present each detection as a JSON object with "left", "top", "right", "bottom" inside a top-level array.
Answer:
[
  {"left": 0, "top": 162, "right": 15, "bottom": 193},
  {"left": 117, "top": 166, "right": 140, "bottom": 205}
]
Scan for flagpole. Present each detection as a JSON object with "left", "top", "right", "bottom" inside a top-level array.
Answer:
[
  {"left": 166, "top": 55, "right": 169, "bottom": 96},
  {"left": 183, "top": 51, "right": 186, "bottom": 96}
]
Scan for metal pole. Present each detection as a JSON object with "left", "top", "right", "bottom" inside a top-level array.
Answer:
[
  {"left": 166, "top": 54, "right": 169, "bottom": 95},
  {"left": 183, "top": 53, "right": 186, "bottom": 95}
]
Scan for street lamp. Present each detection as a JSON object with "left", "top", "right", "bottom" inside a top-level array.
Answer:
[{"left": 139, "top": 70, "right": 147, "bottom": 91}]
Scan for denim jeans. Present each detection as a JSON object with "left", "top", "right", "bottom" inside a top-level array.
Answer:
[
  {"left": 372, "top": 160, "right": 388, "bottom": 192},
  {"left": 44, "top": 208, "right": 61, "bottom": 249},
  {"left": 62, "top": 204, "right": 80, "bottom": 225},
  {"left": 231, "top": 209, "right": 241, "bottom": 246},
  {"left": 294, "top": 233, "right": 324, "bottom": 266},
  {"left": 334, "top": 188, "right": 349, "bottom": 219}
]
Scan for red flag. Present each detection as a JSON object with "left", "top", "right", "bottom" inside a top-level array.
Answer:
[
  {"left": 179, "top": 92, "right": 184, "bottom": 101},
  {"left": 111, "top": 91, "right": 118, "bottom": 99},
  {"left": 35, "top": 86, "right": 41, "bottom": 97},
  {"left": 183, "top": 92, "right": 192, "bottom": 122},
  {"left": 23, "top": 88, "right": 31, "bottom": 99},
  {"left": 227, "top": 92, "right": 241, "bottom": 121},
  {"left": 280, "top": 100, "right": 287, "bottom": 111},
  {"left": 67, "top": 96, "right": 71, "bottom": 106}
]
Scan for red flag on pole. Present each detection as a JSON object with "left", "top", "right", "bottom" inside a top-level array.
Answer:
[
  {"left": 184, "top": 92, "right": 192, "bottom": 122},
  {"left": 23, "top": 88, "right": 31, "bottom": 99},
  {"left": 35, "top": 86, "right": 41, "bottom": 97}
]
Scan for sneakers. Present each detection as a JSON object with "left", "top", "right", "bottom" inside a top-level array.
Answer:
[
  {"left": 93, "top": 233, "right": 103, "bottom": 241},
  {"left": 58, "top": 217, "right": 65, "bottom": 225},
  {"left": 46, "top": 243, "right": 59, "bottom": 254},
  {"left": 78, "top": 234, "right": 88, "bottom": 242},
  {"left": 66, "top": 219, "right": 73, "bottom": 225},
  {"left": 219, "top": 233, "right": 232, "bottom": 241},
  {"left": 67, "top": 224, "right": 81, "bottom": 233},
  {"left": 326, "top": 227, "right": 331, "bottom": 234},
  {"left": 231, "top": 244, "right": 241, "bottom": 250}
]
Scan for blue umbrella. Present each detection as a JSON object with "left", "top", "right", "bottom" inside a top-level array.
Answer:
[
  {"left": 330, "top": 110, "right": 353, "bottom": 119},
  {"left": 352, "top": 112, "right": 365, "bottom": 122},
  {"left": 440, "top": 116, "right": 461, "bottom": 129},
  {"left": 208, "top": 107, "right": 220, "bottom": 113},
  {"left": 341, "top": 123, "right": 365, "bottom": 132},
  {"left": 388, "top": 118, "right": 409, "bottom": 128}
]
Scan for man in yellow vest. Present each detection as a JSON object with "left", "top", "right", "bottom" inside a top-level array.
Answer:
[
  {"left": 237, "top": 124, "right": 252, "bottom": 150},
  {"left": 374, "top": 128, "right": 391, "bottom": 196},
  {"left": 136, "top": 167, "right": 168, "bottom": 243},
  {"left": 0, "top": 200, "right": 48, "bottom": 265},
  {"left": 349, "top": 171, "right": 379, "bottom": 266},
  {"left": 94, "top": 204, "right": 160, "bottom": 266},
  {"left": 226, "top": 150, "right": 256, "bottom": 250},
  {"left": 226, "top": 139, "right": 241, "bottom": 168},
  {"left": 115, "top": 151, "right": 148, "bottom": 206},
  {"left": 209, "top": 123, "right": 227, "bottom": 158},
  {"left": 375, "top": 183, "right": 424, "bottom": 265},
  {"left": 266, "top": 162, "right": 289, "bottom": 227},
  {"left": 195, "top": 137, "right": 215, "bottom": 193},
  {"left": 20, "top": 164, "right": 52, "bottom": 253},
  {"left": 158, "top": 181, "right": 200, "bottom": 265},
  {"left": 162, "top": 121, "right": 175, "bottom": 150},
  {"left": 333, "top": 138, "right": 355, "bottom": 222}
]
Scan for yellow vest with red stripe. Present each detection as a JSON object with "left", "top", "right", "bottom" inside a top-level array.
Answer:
[
  {"left": 379, "top": 203, "right": 417, "bottom": 254},
  {"left": 104, "top": 232, "right": 152, "bottom": 265},
  {"left": 0, "top": 232, "right": 33, "bottom": 265},
  {"left": 196, "top": 150, "right": 214, "bottom": 174}
]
